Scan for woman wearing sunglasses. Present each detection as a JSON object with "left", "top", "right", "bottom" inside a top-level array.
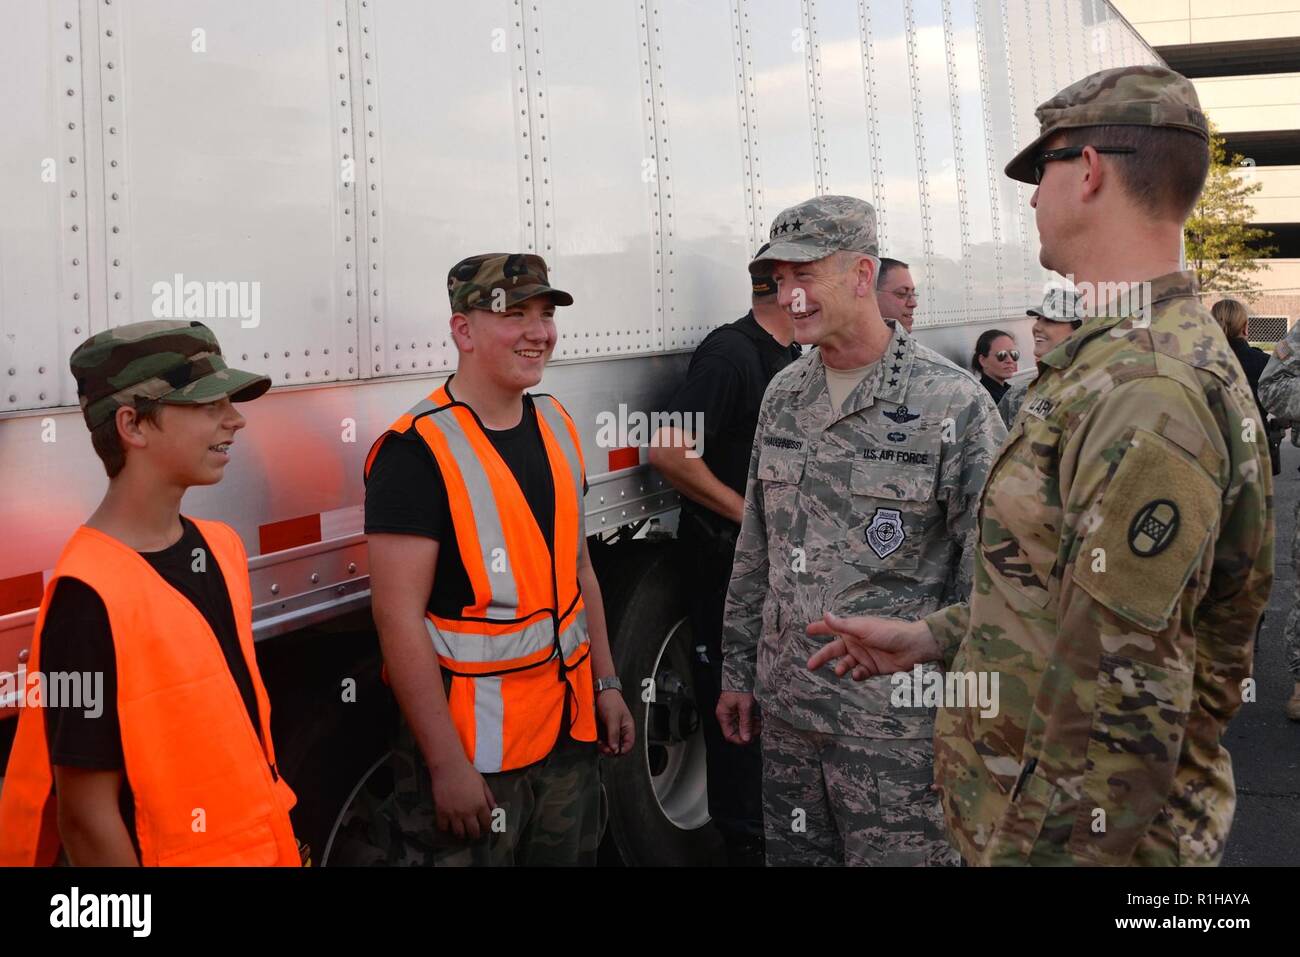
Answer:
[
  {"left": 970, "top": 329, "right": 1019, "bottom": 404},
  {"left": 998, "top": 293, "right": 1085, "bottom": 426}
]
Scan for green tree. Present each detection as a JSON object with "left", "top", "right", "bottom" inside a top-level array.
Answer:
[{"left": 1185, "top": 121, "right": 1276, "bottom": 294}]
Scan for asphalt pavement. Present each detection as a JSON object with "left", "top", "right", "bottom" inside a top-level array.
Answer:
[{"left": 1222, "top": 438, "right": 1300, "bottom": 866}]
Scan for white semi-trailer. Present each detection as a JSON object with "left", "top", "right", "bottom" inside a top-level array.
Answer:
[{"left": 0, "top": 0, "right": 1157, "bottom": 865}]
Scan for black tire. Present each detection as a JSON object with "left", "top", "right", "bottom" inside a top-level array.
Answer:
[
  {"left": 254, "top": 614, "right": 397, "bottom": 860},
  {"left": 594, "top": 538, "right": 724, "bottom": 866}
]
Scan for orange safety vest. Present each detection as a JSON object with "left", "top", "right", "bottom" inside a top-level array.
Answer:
[
  {"left": 365, "top": 383, "right": 596, "bottom": 772},
  {"left": 0, "top": 518, "right": 300, "bottom": 867}
]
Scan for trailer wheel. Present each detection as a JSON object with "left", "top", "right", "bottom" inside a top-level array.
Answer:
[
  {"left": 597, "top": 540, "right": 723, "bottom": 866},
  {"left": 254, "top": 618, "right": 396, "bottom": 864}
]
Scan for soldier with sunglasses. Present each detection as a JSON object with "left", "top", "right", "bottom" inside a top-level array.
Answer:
[{"left": 808, "top": 66, "right": 1273, "bottom": 866}]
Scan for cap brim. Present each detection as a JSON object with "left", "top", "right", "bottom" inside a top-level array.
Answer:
[
  {"left": 748, "top": 240, "right": 838, "bottom": 275},
  {"left": 158, "top": 367, "right": 272, "bottom": 406},
  {"left": 478, "top": 284, "right": 574, "bottom": 310},
  {"left": 1026, "top": 308, "right": 1079, "bottom": 323},
  {"left": 538, "top": 287, "right": 574, "bottom": 307},
  {"left": 1005, "top": 129, "right": 1052, "bottom": 185}
]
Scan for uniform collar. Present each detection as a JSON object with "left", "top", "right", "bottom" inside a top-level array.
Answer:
[
  {"left": 1039, "top": 270, "right": 1199, "bottom": 371},
  {"left": 782, "top": 321, "right": 917, "bottom": 423}
]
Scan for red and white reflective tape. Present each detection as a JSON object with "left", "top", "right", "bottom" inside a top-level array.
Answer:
[
  {"left": 256, "top": 504, "right": 364, "bottom": 556},
  {"left": 0, "top": 570, "right": 51, "bottom": 619},
  {"left": 606, "top": 446, "right": 640, "bottom": 472}
]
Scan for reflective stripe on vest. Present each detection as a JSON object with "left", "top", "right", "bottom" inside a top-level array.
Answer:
[
  {"left": 0, "top": 519, "right": 300, "bottom": 866},
  {"left": 366, "top": 384, "right": 596, "bottom": 772}
]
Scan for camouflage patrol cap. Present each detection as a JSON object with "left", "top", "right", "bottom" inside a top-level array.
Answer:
[
  {"left": 1028, "top": 287, "right": 1085, "bottom": 323},
  {"left": 748, "top": 195, "right": 878, "bottom": 275},
  {"left": 1005, "top": 65, "right": 1208, "bottom": 185},
  {"left": 447, "top": 253, "right": 573, "bottom": 315},
  {"left": 70, "top": 320, "right": 271, "bottom": 431}
]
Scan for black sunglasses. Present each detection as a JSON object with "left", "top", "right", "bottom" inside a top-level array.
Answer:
[
  {"left": 994, "top": 349, "right": 1019, "bottom": 362},
  {"left": 1033, "top": 145, "right": 1137, "bottom": 184}
]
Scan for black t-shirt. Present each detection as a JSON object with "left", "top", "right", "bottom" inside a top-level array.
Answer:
[
  {"left": 663, "top": 312, "right": 802, "bottom": 515},
  {"left": 364, "top": 391, "right": 585, "bottom": 618},
  {"left": 39, "top": 516, "right": 261, "bottom": 851},
  {"left": 980, "top": 372, "right": 1009, "bottom": 405}
]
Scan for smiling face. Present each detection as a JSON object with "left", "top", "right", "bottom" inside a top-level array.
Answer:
[
  {"left": 771, "top": 253, "right": 875, "bottom": 350},
  {"left": 1032, "top": 316, "right": 1076, "bottom": 359},
  {"left": 456, "top": 295, "right": 558, "bottom": 392},
  {"left": 124, "top": 397, "right": 247, "bottom": 487},
  {"left": 978, "top": 334, "right": 1019, "bottom": 382},
  {"left": 878, "top": 265, "right": 917, "bottom": 331}
]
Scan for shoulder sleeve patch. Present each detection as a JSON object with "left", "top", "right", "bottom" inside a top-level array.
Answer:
[{"left": 1074, "top": 428, "right": 1221, "bottom": 632}]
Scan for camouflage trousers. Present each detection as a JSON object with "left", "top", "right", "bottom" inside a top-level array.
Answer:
[
  {"left": 338, "top": 723, "right": 602, "bottom": 866},
  {"left": 761, "top": 713, "right": 959, "bottom": 867}
]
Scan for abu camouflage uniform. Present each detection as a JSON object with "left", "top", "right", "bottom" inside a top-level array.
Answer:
[
  {"left": 1259, "top": 324, "right": 1300, "bottom": 682},
  {"left": 998, "top": 379, "right": 1029, "bottom": 429},
  {"left": 726, "top": 201, "right": 1006, "bottom": 865},
  {"left": 927, "top": 65, "right": 1272, "bottom": 868}
]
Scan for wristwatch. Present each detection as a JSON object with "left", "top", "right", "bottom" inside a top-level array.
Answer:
[{"left": 594, "top": 675, "right": 623, "bottom": 694}]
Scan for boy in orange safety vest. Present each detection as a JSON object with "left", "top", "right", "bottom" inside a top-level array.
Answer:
[
  {"left": 363, "top": 253, "right": 634, "bottom": 866},
  {"left": 0, "top": 320, "right": 300, "bottom": 866}
]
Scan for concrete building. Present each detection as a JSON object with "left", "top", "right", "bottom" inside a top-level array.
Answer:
[{"left": 1113, "top": 1, "right": 1300, "bottom": 337}]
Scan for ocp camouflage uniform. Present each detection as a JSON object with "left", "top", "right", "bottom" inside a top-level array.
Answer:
[
  {"left": 723, "top": 310, "right": 1006, "bottom": 866},
  {"left": 1259, "top": 324, "right": 1300, "bottom": 683},
  {"left": 927, "top": 268, "right": 1273, "bottom": 866},
  {"left": 924, "top": 66, "right": 1274, "bottom": 867}
]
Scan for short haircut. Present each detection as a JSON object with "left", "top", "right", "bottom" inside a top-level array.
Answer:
[
  {"left": 1058, "top": 125, "right": 1209, "bottom": 222},
  {"left": 877, "top": 257, "right": 910, "bottom": 290},
  {"left": 831, "top": 249, "right": 880, "bottom": 283},
  {"left": 971, "top": 328, "right": 1014, "bottom": 372},
  {"left": 90, "top": 398, "right": 163, "bottom": 479},
  {"left": 1211, "top": 298, "right": 1249, "bottom": 341}
]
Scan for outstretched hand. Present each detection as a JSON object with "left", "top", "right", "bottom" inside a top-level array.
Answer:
[{"left": 805, "top": 613, "right": 940, "bottom": 680}]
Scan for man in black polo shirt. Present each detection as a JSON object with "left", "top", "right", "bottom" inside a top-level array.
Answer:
[{"left": 649, "top": 262, "right": 800, "bottom": 866}]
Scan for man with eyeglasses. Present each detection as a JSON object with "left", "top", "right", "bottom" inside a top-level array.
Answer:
[
  {"left": 808, "top": 66, "right": 1273, "bottom": 866},
  {"left": 877, "top": 258, "right": 918, "bottom": 332}
]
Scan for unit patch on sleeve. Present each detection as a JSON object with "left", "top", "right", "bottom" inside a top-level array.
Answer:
[{"left": 1128, "top": 499, "right": 1180, "bottom": 557}]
